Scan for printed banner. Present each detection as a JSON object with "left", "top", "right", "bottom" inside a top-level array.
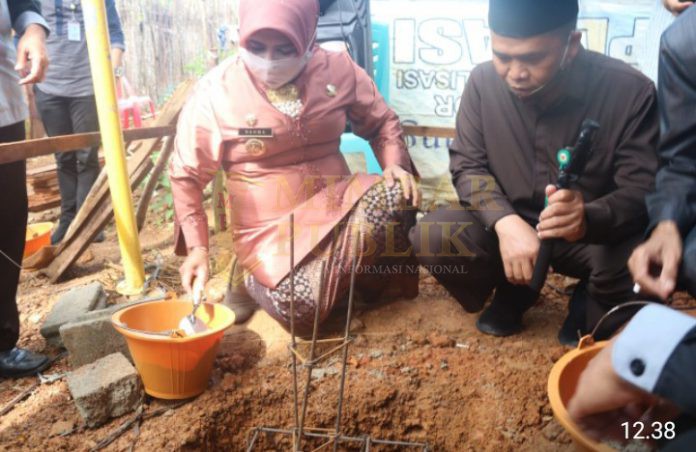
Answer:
[{"left": 371, "top": 0, "right": 657, "bottom": 206}]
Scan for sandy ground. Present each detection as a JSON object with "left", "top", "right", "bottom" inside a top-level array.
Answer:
[{"left": 1, "top": 180, "right": 694, "bottom": 451}]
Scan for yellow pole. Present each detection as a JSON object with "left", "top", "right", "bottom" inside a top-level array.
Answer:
[{"left": 83, "top": 0, "right": 145, "bottom": 294}]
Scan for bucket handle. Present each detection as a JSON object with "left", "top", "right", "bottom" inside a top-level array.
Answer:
[
  {"left": 577, "top": 301, "right": 654, "bottom": 350},
  {"left": 578, "top": 299, "right": 694, "bottom": 349}
]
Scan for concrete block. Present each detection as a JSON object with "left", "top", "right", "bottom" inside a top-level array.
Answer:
[
  {"left": 73, "top": 298, "right": 148, "bottom": 323},
  {"left": 67, "top": 353, "right": 143, "bottom": 428},
  {"left": 60, "top": 308, "right": 132, "bottom": 368},
  {"left": 40, "top": 283, "right": 107, "bottom": 347},
  {"left": 59, "top": 297, "right": 168, "bottom": 367}
]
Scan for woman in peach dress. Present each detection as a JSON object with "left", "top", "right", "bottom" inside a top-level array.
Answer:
[{"left": 170, "top": 0, "right": 419, "bottom": 334}]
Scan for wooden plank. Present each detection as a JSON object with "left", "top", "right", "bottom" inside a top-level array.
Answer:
[
  {"left": 29, "top": 177, "right": 59, "bottom": 190},
  {"left": 44, "top": 158, "right": 154, "bottom": 282},
  {"left": 59, "top": 138, "right": 157, "bottom": 246},
  {"left": 0, "top": 125, "right": 176, "bottom": 165},
  {"left": 27, "top": 163, "right": 59, "bottom": 177},
  {"left": 135, "top": 135, "right": 175, "bottom": 231},
  {"left": 61, "top": 166, "right": 110, "bottom": 243},
  {"left": 28, "top": 196, "right": 61, "bottom": 213},
  {"left": 55, "top": 141, "right": 148, "bottom": 253},
  {"left": 59, "top": 80, "right": 194, "bottom": 249},
  {"left": 27, "top": 156, "right": 105, "bottom": 177},
  {"left": 29, "top": 173, "right": 58, "bottom": 184},
  {"left": 402, "top": 125, "right": 456, "bottom": 139},
  {"left": 43, "top": 80, "right": 195, "bottom": 282}
]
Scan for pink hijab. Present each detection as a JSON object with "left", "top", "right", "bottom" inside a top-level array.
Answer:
[{"left": 239, "top": 0, "right": 320, "bottom": 54}]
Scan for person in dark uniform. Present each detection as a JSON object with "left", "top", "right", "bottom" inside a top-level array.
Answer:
[
  {"left": 568, "top": 9, "right": 696, "bottom": 449},
  {"left": 0, "top": 0, "right": 50, "bottom": 377},
  {"left": 409, "top": 0, "right": 659, "bottom": 345},
  {"left": 34, "top": 0, "right": 125, "bottom": 245},
  {"left": 629, "top": 5, "right": 696, "bottom": 302}
]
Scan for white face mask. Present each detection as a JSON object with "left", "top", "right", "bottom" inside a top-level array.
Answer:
[{"left": 240, "top": 46, "right": 314, "bottom": 89}]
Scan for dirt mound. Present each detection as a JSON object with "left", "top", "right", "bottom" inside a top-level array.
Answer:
[{"left": 3, "top": 213, "right": 693, "bottom": 451}]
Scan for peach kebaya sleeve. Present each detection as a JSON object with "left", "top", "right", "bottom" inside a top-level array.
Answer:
[
  {"left": 346, "top": 58, "right": 413, "bottom": 174},
  {"left": 169, "top": 85, "right": 224, "bottom": 254}
]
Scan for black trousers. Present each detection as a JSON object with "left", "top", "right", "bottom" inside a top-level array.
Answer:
[
  {"left": 409, "top": 207, "right": 641, "bottom": 331},
  {"left": 34, "top": 88, "right": 100, "bottom": 242},
  {"left": 0, "top": 122, "right": 28, "bottom": 352}
]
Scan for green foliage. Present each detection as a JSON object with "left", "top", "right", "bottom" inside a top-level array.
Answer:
[
  {"left": 183, "top": 48, "right": 237, "bottom": 78},
  {"left": 183, "top": 54, "right": 210, "bottom": 78}
]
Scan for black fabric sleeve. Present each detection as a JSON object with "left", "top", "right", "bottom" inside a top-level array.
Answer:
[
  {"left": 7, "top": 0, "right": 42, "bottom": 25},
  {"left": 645, "top": 9, "right": 696, "bottom": 238}
]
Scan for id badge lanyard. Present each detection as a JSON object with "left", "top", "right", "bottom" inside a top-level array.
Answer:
[{"left": 67, "top": 1, "right": 81, "bottom": 42}]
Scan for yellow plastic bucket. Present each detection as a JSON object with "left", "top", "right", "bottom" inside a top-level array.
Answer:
[
  {"left": 24, "top": 222, "right": 52, "bottom": 258},
  {"left": 547, "top": 337, "right": 614, "bottom": 452},
  {"left": 112, "top": 300, "right": 235, "bottom": 399}
]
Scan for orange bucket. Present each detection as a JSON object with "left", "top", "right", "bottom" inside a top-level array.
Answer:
[
  {"left": 24, "top": 222, "right": 52, "bottom": 258},
  {"left": 548, "top": 337, "right": 615, "bottom": 452},
  {"left": 112, "top": 300, "right": 235, "bottom": 399}
]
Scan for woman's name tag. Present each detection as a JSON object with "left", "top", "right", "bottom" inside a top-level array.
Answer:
[{"left": 238, "top": 128, "right": 273, "bottom": 138}]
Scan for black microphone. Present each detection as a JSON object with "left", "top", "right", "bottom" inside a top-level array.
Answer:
[{"left": 529, "top": 119, "right": 600, "bottom": 293}]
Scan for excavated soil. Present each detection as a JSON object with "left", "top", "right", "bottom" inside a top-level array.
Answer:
[{"left": 1, "top": 186, "right": 694, "bottom": 451}]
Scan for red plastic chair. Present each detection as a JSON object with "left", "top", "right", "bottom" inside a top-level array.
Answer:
[{"left": 116, "top": 76, "right": 156, "bottom": 129}]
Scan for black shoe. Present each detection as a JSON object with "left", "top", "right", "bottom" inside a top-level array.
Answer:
[
  {"left": 0, "top": 348, "right": 50, "bottom": 378},
  {"left": 476, "top": 302, "right": 524, "bottom": 337},
  {"left": 558, "top": 311, "right": 585, "bottom": 347},
  {"left": 476, "top": 283, "right": 537, "bottom": 337},
  {"left": 558, "top": 282, "right": 589, "bottom": 346},
  {"left": 558, "top": 319, "right": 583, "bottom": 346}
]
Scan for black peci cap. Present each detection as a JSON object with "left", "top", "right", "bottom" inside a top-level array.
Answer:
[{"left": 489, "top": 0, "right": 579, "bottom": 38}]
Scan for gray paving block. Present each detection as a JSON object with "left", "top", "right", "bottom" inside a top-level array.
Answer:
[
  {"left": 40, "top": 283, "right": 107, "bottom": 347},
  {"left": 67, "top": 353, "right": 143, "bottom": 428},
  {"left": 73, "top": 297, "right": 146, "bottom": 323},
  {"left": 59, "top": 297, "right": 166, "bottom": 367},
  {"left": 60, "top": 309, "right": 132, "bottom": 368}
]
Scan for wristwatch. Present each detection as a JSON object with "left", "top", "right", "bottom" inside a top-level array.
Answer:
[{"left": 114, "top": 66, "right": 124, "bottom": 77}]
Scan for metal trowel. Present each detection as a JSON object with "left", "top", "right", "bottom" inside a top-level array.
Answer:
[{"left": 178, "top": 279, "right": 207, "bottom": 335}]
